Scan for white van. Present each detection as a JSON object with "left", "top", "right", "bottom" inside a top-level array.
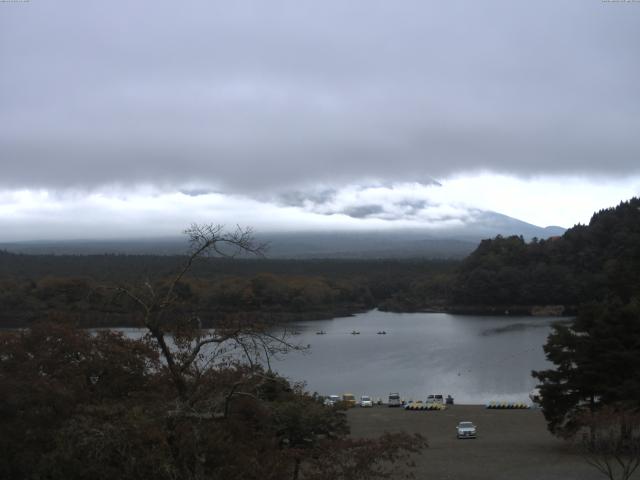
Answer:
[{"left": 388, "top": 392, "right": 402, "bottom": 407}]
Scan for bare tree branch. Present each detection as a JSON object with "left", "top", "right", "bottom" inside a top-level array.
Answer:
[
  {"left": 104, "top": 223, "right": 294, "bottom": 401},
  {"left": 179, "top": 330, "right": 243, "bottom": 373},
  {"left": 577, "top": 407, "right": 640, "bottom": 480}
]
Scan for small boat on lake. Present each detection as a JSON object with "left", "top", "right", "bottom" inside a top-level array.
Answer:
[
  {"left": 350, "top": 330, "right": 360, "bottom": 335},
  {"left": 316, "top": 330, "right": 326, "bottom": 335},
  {"left": 377, "top": 331, "right": 387, "bottom": 335}
]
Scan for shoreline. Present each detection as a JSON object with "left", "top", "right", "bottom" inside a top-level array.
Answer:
[{"left": 0, "top": 304, "right": 574, "bottom": 329}]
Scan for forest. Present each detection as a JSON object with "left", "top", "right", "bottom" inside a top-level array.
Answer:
[
  {"left": 1, "top": 198, "right": 639, "bottom": 327},
  {"left": 0, "top": 253, "right": 456, "bottom": 328},
  {"left": 452, "top": 197, "right": 640, "bottom": 311}
]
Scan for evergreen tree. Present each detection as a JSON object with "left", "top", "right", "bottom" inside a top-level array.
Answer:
[{"left": 533, "top": 298, "right": 640, "bottom": 436}]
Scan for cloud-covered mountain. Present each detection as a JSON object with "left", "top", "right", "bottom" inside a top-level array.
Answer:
[
  {"left": 259, "top": 211, "right": 565, "bottom": 258},
  {"left": 0, "top": 210, "right": 564, "bottom": 259}
]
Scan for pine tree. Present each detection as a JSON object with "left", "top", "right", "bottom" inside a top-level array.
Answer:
[{"left": 533, "top": 298, "right": 640, "bottom": 436}]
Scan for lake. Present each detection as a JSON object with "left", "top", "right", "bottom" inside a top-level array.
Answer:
[{"left": 268, "top": 310, "right": 567, "bottom": 405}]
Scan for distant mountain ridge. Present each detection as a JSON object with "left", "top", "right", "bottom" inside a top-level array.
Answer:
[{"left": 0, "top": 210, "right": 565, "bottom": 259}]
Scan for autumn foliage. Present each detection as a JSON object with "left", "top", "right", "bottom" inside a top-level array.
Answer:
[
  {"left": 1, "top": 225, "right": 426, "bottom": 479},
  {"left": 0, "top": 322, "right": 425, "bottom": 480}
]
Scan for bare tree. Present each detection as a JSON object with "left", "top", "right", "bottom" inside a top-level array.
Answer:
[
  {"left": 111, "top": 223, "right": 301, "bottom": 401},
  {"left": 2, "top": 224, "right": 426, "bottom": 480},
  {"left": 576, "top": 407, "right": 640, "bottom": 480}
]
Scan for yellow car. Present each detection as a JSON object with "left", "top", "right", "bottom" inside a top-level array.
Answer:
[{"left": 342, "top": 393, "right": 357, "bottom": 408}]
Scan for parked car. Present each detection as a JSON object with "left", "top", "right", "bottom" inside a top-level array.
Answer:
[
  {"left": 360, "top": 395, "right": 373, "bottom": 407},
  {"left": 427, "top": 394, "right": 444, "bottom": 405},
  {"left": 324, "top": 395, "right": 341, "bottom": 406},
  {"left": 388, "top": 392, "right": 402, "bottom": 407},
  {"left": 456, "top": 421, "right": 477, "bottom": 439},
  {"left": 342, "top": 393, "right": 357, "bottom": 408}
]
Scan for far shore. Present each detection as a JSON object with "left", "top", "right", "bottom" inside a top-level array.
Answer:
[{"left": 0, "top": 304, "right": 575, "bottom": 329}]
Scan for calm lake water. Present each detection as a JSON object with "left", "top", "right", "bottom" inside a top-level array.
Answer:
[
  {"left": 111, "top": 310, "right": 567, "bottom": 405},
  {"left": 268, "top": 310, "right": 567, "bottom": 405}
]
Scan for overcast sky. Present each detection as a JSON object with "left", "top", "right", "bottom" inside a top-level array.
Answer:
[{"left": 1, "top": 1, "right": 639, "bottom": 241}]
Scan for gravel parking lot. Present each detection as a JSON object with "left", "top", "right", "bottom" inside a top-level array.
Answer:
[{"left": 347, "top": 405, "right": 625, "bottom": 480}]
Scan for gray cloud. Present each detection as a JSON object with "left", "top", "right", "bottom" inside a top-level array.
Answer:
[
  {"left": 396, "top": 200, "right": 428, "bottom": 216},
  {"left": 342, "top": 204, "right": 385, "bottom": 219},
  {"left": 293, "top": 183, "right": 473, "bottom": 222},
  {"left": 1, "top": 1, "right": 639, "bottom": 194},
  {"left": 278, "top": 189, "right": 337, "bottom": 207},
  {"left": 179, "top": 188, "right": 219, "bottom": 197}
]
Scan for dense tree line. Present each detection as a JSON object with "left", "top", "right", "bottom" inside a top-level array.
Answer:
[
  {"left": 0, "top": 250, "right": 456, "bottom": 281},
  {"left": 0, "top": 254, "right": 456, "bottom": 327},
  {"left": 527, "top": 200, "right": 640, "bottom": 479},
  {"left": 453, "top": 198, "right": 640, "bottom": 309}
]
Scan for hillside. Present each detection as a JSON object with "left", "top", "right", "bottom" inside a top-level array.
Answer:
[{"left": 452, "top": 197, "right": 640, "bottom": 311}]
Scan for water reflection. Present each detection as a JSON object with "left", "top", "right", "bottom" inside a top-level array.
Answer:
[{"left": 480, "top": 318, "right": 571, "bottom": 336}]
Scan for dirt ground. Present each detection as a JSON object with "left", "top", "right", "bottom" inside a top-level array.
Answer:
[{"left": 347, "top": 405, "right": 636, "bottom": 480}]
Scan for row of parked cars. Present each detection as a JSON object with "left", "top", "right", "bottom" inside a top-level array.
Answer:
[
  {"left": 324, "top": 393, "right": 373, "bottom": 407},
  {"left": 324, "top": 393, "right": 452, "bottom": 408},
  {"left": 323, "top": 393, "right": 477, "bottom": 439}
]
